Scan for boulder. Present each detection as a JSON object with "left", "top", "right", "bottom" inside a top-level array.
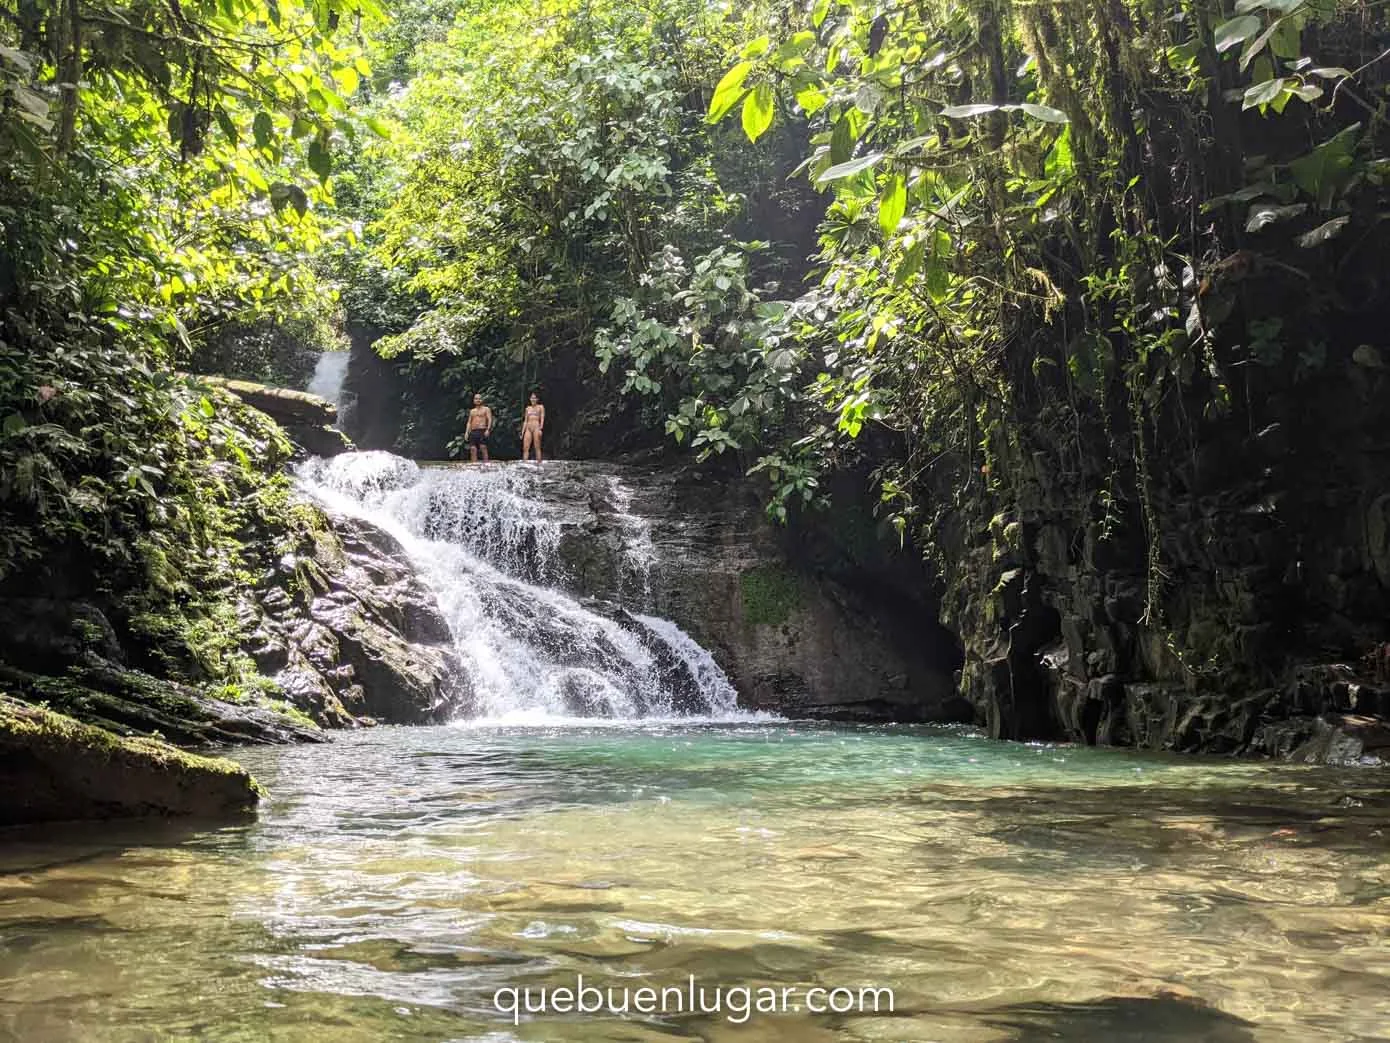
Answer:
[
  {"left": 249, "top": 503, "right": 470, "bottom": 725},
  {"left": 0, "top": 695, "right": 261, "bottom": 824},
  {"left": 193, "top": 375, "right": 354, "bottom": 457}
]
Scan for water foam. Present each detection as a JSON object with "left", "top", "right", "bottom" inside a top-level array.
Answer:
[{"left": 296, "top": 452, "right": 743, "bottom": 722}]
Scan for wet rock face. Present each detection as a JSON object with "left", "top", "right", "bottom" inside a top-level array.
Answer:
[
  {"left": 935, "top": 362, "right": 1390, "bottom": 760},
  {"left": 0, "top": 695, "right": 261, "bottom": 825},
  {"left": 246, "top": 509, "right": 469, "bottom": 726},
  {"left": 0, "top": 599, "right": 321, "bottom": 747},
  {"left": 472, "top": 461, "right": 966, "bottom": 722}
]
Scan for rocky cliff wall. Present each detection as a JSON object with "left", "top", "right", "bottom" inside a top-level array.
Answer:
[
  {"left": 488, "top": 461, "right": 967, "bottom": 722},
  {"left": 935, "top": 348, "right": 1390, "bottom": 765}
]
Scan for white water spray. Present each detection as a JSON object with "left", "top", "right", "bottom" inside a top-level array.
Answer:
[
  {"left": 306, "top": 351, "right": 351, "bottom": 429},
  {"left": 296, "top": 452, "right": 743, "bottom": 722}
]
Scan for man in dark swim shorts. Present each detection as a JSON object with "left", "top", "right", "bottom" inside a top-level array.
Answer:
[{"left": 466, "top": 393, "right": 493, "bottom": 463}]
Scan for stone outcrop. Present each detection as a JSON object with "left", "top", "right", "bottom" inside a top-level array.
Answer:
[
  {"left": 241, "top": 508, "right": 468, "bottom": 726},
  {"left": 0, "top": 695, "right": 261, "bottom": 824},
  {"left": 0, "top": 598, "right": 322, "bottom": 746},
  {"left": 195, "top": 375, "right": 354, "bottom": 457},
  {"left": 466, "top": 460, "right": 967, "bottom": 722},
  {"left": 0, "top": 489, "right": 468, "bottom": 825},
  {"left": 933, "top": 349, "right": 1390, "bottom": 763}
]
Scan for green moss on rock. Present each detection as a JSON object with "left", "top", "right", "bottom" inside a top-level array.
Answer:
[
  {"left": 0, "top": 694, "right": 261, "bottom": 825},
  {"left": 740, "top": 564, "right": 802, "bottom": 626}
]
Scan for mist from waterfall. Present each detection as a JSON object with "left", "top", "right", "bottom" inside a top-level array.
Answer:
[
  {"left": 306, "top": 351, "right": 352, "bottom": 429},
  {"left": 295, "top": 452, "right": 746, "bottom": 723}
]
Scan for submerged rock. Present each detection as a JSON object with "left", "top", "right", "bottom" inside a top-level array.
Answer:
[{"left": 0, "top": 695, "right": 261, "bottom": 825}]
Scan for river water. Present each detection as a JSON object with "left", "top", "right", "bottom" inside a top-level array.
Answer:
[{"left": 2, "top": 722, "right": 1389, "bottom": 1041}]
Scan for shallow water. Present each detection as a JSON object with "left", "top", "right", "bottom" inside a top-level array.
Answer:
[{"left": 2, "top": 722, "right": 1389, "bottom": 1042}]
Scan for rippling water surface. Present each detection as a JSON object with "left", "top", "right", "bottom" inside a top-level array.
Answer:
[{"left": 3, "top": 722, "right": 1389, "bottom": 1042}]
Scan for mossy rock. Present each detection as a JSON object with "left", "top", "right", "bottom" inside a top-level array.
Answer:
[
  {"left": 0, "top": 694, "right": 261, "bottom": 825},
  {"left": 740, "top": 564, "right": 803, "bottom": 626}
]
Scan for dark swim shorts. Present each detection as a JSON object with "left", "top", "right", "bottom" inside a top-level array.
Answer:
[{"left": 468, "top": 428, "right": 489, "bottom": 447}]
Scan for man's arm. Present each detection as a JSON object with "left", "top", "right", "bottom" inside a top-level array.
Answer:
[{"left": 485, "top": 406, "right": 494, "bottom": 433}]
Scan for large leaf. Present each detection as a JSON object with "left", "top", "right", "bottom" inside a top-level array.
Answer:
[
  {"left": 1244, "top": 201, "right": 1306, "bottom": 231},
  {"left": 1242, "top": 76, "right": 1289, "bottom": 110},
  {"left": 1215, "top": 15, "right": 1261, "bottom": 53},
  {"left": 1296, "top": 216, "right": 1349, "bottom": 247},
  {"left": 816, "top": 151, "right": 886, "bottom": 183},
  {"left": 1021, "top": 103, "right": 1069, "bottom": 124},
  {"left": 796, "top": 85, "right": 828, "bottom": 115},
  {"left": 707, "top": 61, "right": 753, "bottom": 123},
  {"left": 940, "top": 103, "right": 999, "bottom": 118},
  {"left": 742, "top": 83, "right": 775, "bottom": 142},
  {"left": 1289, "top": 124, "right": 1361, "bottom": 208},
  {"left": 879, "top": 174, "right": 907, "bottom": 236},
  {"left": 252, "top": 111, "right": 274, "bottom": 149},
  {"left": 307, "top": 137, "right": 332, "bottom": 181},
  {"left": 1238, "top": 18, "right": 1281, "bottom": 71}
]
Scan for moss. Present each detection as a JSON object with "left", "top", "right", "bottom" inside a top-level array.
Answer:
[
  {"left": 0, "top": 693, "right": 263, "bottom": 821},
  {"left": 741, "top": 564, "right": 802, "bottom": 626},
  {"left": 269, "top": 699, "right": 320, "bottom": 730}
]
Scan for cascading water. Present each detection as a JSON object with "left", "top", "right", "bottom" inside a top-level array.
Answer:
[
  {"left": 306, "top": 351, "right": 352, "bottom": 429},
  {"left": 296, "top": 451, "right": 743, "bottom": 722}
]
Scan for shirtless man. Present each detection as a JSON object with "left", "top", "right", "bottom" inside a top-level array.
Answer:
[{"left": 466, "top": 393, "right": 493, "bottom": 463}]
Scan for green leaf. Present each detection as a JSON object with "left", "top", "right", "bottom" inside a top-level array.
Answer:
[
  {"left": 708, "top": 62, "right": 753, "bottom": 123},
  {"left": 365, "top": 115, "right": 393, "bottom": 138},
  {"left": 1021, "top": 103, "right": 1069, "bottom": 124},
  {"left": 1045, "top": 126, "right": 1074, "bottom": 177},
  {"left": 1238, "top": 19, "right": 1281, "bottom": 71},
  {"left": 893, "top": 239, "right": 924, "bottom": 287},
  {"left": 1244, "top": 201, "right": 1306, "bottom": 231},
  {"left": 198, "top": 396, "right": 216, "bottom": 418},
  {"left": 1242, "top": 76, "right": 1288, "bottom": 110},
  {"left": 213, "top": 107, "right": 238, "bottom": 144},
  {"left": 1296, "top": 215, "right": 1349, "bottom": 247},
  {"left": 740, "top": 35, "right": 771, "bottom": 59},
  {"left": 1, "top": 413, "right": 26, "bottom": 437},
  {"left": 307, "top": 138, "right": 332, "bottom": 181},
  {"left": 253, "top": 111, "right": 274, "bottom": 150},
  {"left": 940, "top": 103, "right": 999, "bottom": 118},
  {"left": 741, "top": 83, "right": 775, "bottom": 143},
  {"left": 816, "top": 151, "right": 886, "bottom": 183},
  {"left": 796, "top": 85, "right": 828, "bottom": 115},
  {"left": 1289, "top": 123, "right": 1360, "bottom": 208},
  {"left": 879, "top": 174, "right": 907, "bottom": 236},
  {"left": 335, "top": 65, "right": 360, "bottom": 96},
  {"left": 830, "top": 118, "right": 854, "bottom": 165},
  {"left": 1215, "top": 15, "right": 1261, "bottom": 53}
]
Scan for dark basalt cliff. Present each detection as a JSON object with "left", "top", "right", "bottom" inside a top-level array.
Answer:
[{"left": 936, "top": 348, "right": 1390, "bottom": 766}]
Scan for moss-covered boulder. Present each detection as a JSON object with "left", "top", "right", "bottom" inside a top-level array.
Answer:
[{"left": 0, "top": 695, "right": 261, "bottom": 825}]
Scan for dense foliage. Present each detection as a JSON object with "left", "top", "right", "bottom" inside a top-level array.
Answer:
[
  {"left": 0, "top": 0, "right": 374, "bottom": 677},
  {"left": 335, "top": 0, "right": 818, "bottom": 456},
  {"left": 3, "top": 0, "right": 1388, "bottom": 735}
]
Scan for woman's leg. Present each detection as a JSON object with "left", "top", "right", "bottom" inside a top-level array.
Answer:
[
  {"left": 522, "top": 427, "right": 534, "bottom": 461},
  {"left": 535, "top": 429, "right": 543, "bottom": 463}
]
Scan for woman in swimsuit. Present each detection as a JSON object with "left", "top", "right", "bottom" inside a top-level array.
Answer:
[{"left": 521, "top": 391, "right": 545, "bottom": 463}]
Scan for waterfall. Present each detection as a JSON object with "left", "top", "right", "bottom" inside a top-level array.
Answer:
[
  {"left": 306, "top": 351, "right": 351, "bottom": 429},
  {"left": 295, "top": 452, "right": 744, "bottom": 722}
]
